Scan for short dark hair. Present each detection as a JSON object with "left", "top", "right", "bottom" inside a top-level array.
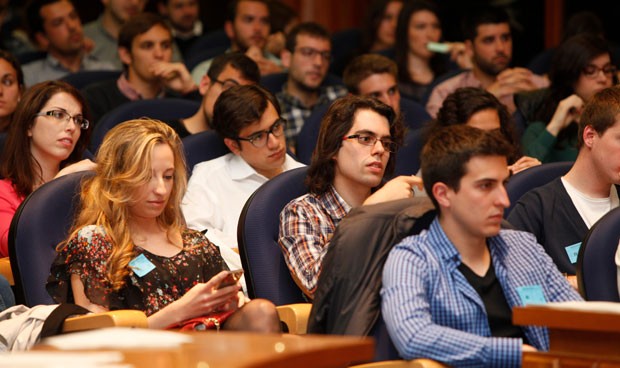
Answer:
[
  {"left": 25, "top": 0, "right": 72, "bottom": 42},
  {"left": 211, "top": 84, "right": 281, "bottom": 139},
  {"left": 0, "top": 50, "right": 25, "bottom": 131},
  {"left": 118, "top": 13, "right": 171, "bottom": 51},
  {"left": 227, "top": 0, "right": 270, "bottom": 23},
  {"left": 433, "top": 87, "right": 519, "bottom": 161},
  {"left": 306, "top": 95, "right": 404, "bottom": 195},
  {"left": 285, "top": 22, "right": 330, "bottom": 52},
  {"left": 421, "top": 125, "right": 512, "bottom": 209},
  {"left": 207, "top": 52, "right": 260, "bottom": 84},
  {"left": 461, "top": 6, "right": 510, "bottom": 41},
  {"left": 579, "top": 86, "right": 620, "bottom": 148},
  {"left": 0, "top": 80, "right": 91, "bottom": 198},
  {"left": 343, "top": 54, "right": 398, "bottom": 95}
]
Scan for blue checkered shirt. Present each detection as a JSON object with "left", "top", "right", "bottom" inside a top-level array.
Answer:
[
  {"left": 381, "top": 218, "right": 582, "bottom": 367},
  {"left": 276, "top": 85, "right": 347, "bottom": 149}
]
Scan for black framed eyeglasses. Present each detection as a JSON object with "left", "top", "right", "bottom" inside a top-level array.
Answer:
[
  {"left": 236, "top": 118, "right": 286, "bottom": 148},
  {"left": 213, "top": 78, "right": 240, "bottom": 91},
  {"left": 295, "top": 47, "right": 332, "bottom": 62},
  {"left": 342, "top": 134, "right": 398, "bottom": 153},
  {"left": 582, "top": 64, "right": 617, "bottom": 79},
  {"left": 35, "top": 109, "right": 89, "bottom": 130}
]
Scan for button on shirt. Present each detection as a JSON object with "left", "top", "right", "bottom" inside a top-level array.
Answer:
[
  {"left": 279, "top": 185, "right": 351, "bottom": 297},
  {"left": 182, "top": 152, "right": 304, "bottom": 250},
  {"left": 381, "top": 218, "right": 582, "bottom": 367}
]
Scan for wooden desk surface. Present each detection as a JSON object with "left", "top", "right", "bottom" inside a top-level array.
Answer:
[
  {"left": 38, "top": 330, "right": 375, "bottom": 368},
  {"left": 514, "top": 305, "right": 620, "bottom": 359}
]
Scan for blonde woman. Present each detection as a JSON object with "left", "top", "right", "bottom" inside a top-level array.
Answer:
[{"left": 47, "top": 119, "right": 280, "bottom": 331}]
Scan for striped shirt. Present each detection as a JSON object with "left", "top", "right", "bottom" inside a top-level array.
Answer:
[
  {"left": 279, "top": 185, "right": 351, "bottom": 297},
  {"left": 381, "top": 218, "right": 582, "bottom": 367}
]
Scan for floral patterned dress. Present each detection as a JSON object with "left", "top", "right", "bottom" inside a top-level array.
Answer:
[{"left": 47, "top": 225, "right": 228, "bottom": 316}]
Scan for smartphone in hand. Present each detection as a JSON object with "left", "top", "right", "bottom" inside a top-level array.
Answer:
[{"left": 217, "top": 269, "right": 244, "bottom": 289}]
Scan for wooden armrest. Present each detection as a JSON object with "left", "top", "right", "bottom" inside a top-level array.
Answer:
[
  {"left": 0, "top": 257, "right": 13, "bottom": 285},
  {"left": 276, "top": 303, "right": 311, "bottom": 334},
  {"left": 63, "top": 310, "right": 148, "bottom": 333},
  {"left": 351, "top": 359, "right": 450, "bottom": 368}
]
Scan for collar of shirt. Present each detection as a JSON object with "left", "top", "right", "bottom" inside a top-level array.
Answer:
[
  {"left": 171, "top": 20, "right": 203, "bottom": 40},
  {"left": 279, "top": 85, "right": 334, "bottom": 109},
  {"left": 116, "top": 73, "right": 165, "bottom": 101},
  {"left": 324, "top": 185, "right": 353, "bottom": 215}
]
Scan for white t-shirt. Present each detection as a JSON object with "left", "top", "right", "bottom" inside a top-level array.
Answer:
[{"left": 561, "top": 177, "right": 619, "bottom": 228}]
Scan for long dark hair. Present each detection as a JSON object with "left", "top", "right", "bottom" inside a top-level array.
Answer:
[{"left": 0, "top": 80, "right": 91, "bottom": 197}]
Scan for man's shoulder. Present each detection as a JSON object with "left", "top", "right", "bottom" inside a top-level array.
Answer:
[
  {"left": 433, "top": 70, "right": 477, "bottom": 93},
  {"left": 191, "top": 153, "right": 231, "bottom": 175}
]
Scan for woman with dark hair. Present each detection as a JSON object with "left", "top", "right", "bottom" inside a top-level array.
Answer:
[
  {"left": 361, "top": 0, "right": 403, "bottom": 53},
  {"left": 521, "top": 33, "right": 617, "bottom": 163},
  {"left": 0, "top": 80, "right": 95, "bottom": 257},
  {"left": 48, "top": 119, "right": 280, "bottom": 331},
  {"left": 0, "top": 50, "right": 24, "bottom": 132},
  {"left": 394, "top": 0, "right": 470, "bottom": 103},
  {"left": 434, "top": 87, "right": 540, "bottom": 174}
]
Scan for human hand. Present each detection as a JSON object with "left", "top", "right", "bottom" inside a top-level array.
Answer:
[
  {"left": 150, "top": 61, "right": 197, "bottom": 94},
  {"left": 448, "top": 42, "right": 472, "bottom": 70},
  {"left": 83, "top": 36, "right": 95, "bottom": 54},
  {"left": 363, "top": 175, "right": 423, "bottom": 206},
  {"left": 508, "top": 156, "right": 541, "bottom": 175},
  {"left": 522, "top": 344, "right": 538, "bottom": 352},
  {"left": 55, "top": 159, "right": 96, "bottom": 179},
  {"left": 173, "top": 270, "right": 241, "bottom": 321},
  {"left": 547, "top": 94, "right": 584, "bottom": 136},
  {"left": 488, "top": 68, "right": 539, "bottom": 98},
  {"left": 245, "top": 46, "right": 283, "bottom": 75}
]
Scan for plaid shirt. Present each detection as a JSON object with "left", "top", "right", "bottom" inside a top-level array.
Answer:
[
  {"left": 381, "top": 218, "right": 582, "bottom": 366},
  {"left": 276, "top": 85, "right": 347, "bottom": 148},
  {"left": 278, "top": 185, "right": 351, "bottom": 297}
]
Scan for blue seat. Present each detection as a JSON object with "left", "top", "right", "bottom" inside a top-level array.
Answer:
[
  {"left": 400, "top": 97, "right": 431, "bottom": 131},
  {"left": 504, "top": 161, "right": 573, "bottom": 217},
  {"left": 577, "top": 207, "right": 620, "bottom": 301},
  {"left": 237, "top": 166, "right": 308, "bottom": 305},
  {"left": 60, "top": 70, "right": 121, "bottom": 90},
  {"left": 392, "top": 129, "right": 424, "bottom": 178},
  {"left": 184, "top": 29, "right": 231, "bottom": 71},
  {"left": 181, "top": 130, "right": 230, "bottom": 175},
  {"left": 8, "top": 171, "right": 94, "bottom": 306},
  {"left": 90, "top": 98, "right": 200, "bottom": 153}
]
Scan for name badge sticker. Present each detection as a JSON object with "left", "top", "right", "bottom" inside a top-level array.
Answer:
[
  {"left": 129, "top": 254, "right": 156, "bottom": 277},
  {"left": 516, "top": 285, "right": 547, "bottom": 306},
  {"left": 565, "top": 242, "right": 582, "bottom": 264}
]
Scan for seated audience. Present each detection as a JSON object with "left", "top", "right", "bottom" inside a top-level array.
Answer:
[
  {"left": 82, "top": 13, "right": 197, "bottom": 125},
  {"left": 425, "top": 6, "right": 547, "bottom": 117},
  {"left": 191, "top": 0, "right": 281, "bottom": 83},
  {"left": 509, "top": 86, "right": 620, "bottom": 284},
  {"left": 382, "top": 125, "right": 582, "bottom": 366},
  {"left": 22, "top": 0, "right": 115, "bottom": 87},
  {"left": 47, "top": 118, "right": 281, "bottom": 332},
  {"left": 394, "top": 0, "right": 470, "bottom": 103},
  {"left": 171, "top": 52, "right": 260, "bottom": 137},
  {"left": 279, "top": 95, "right": 422, "bottom": 299},
  {"left": 0, "top": 80, "right": 94, "bottom": 257},
  {"left": 0, "top": 50, "right": 24, "bottom": 132},
  {"left": 433, "top": 87, "right": 540, "bottom": 174},
  {"left": 156, "top": 0, "right": 203, "bottom": 59},
  {"left": 182, "top": 85, "right": 303, "bottom": 270},
  {"left": 276, "top": 22, "right": 347, "bottom": 149},
  {"left": 520, "top": 34, "right": 616, "bottom": 163},
  {"left": 361, "top": 0, "right": 403, "bottom": 54}
]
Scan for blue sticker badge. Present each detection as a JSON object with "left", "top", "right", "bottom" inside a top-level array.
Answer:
[
  {"left": 565, "top": 242, "right": 581, "bottom": 264},
  {"left": 516, "top": 285, "right": 547, "bottom": 306},
  {"left": 129, "top": 254, "right": 156, "bottom": 277}
]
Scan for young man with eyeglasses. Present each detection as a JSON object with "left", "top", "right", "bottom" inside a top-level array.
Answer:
[
  {"left": 279, "top": 95, "right": 422, "bottom": 299},
  {"left": 168, "top": 52, "right": 260, "bottom": 136},
  {"left": 276, "top": 22, "right": 347, "bottom": 150},
  {"left": 508, "top": 86, "right": 620, "bottom": 287},
  {"left": 182, "top": 85, "right": 303, "bottom": 273}
]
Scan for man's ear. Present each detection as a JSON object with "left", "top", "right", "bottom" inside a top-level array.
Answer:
[
  {"left": 224, "top": 21, "right": 234, "bottom": 41},
  {"left": 118, "top": 46, "right": 132, "bottom": 67},
  {"left": 224, "top": 137, "right": 241, "bottom": 155},
  {"left": 280, "top": 49, "right": 292, "bottom": 68},
  {"left": 432, "top": 182, "right": 452, "bottom": 209},
  {"left": 583, "top": 125, "right": 597, "bottom": 148},
  {"left": 34, "top": 32, "right": 50, "bottom": 51},
  {"left": 198, "top": 74, "right": 211, "bottom": 95}
]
